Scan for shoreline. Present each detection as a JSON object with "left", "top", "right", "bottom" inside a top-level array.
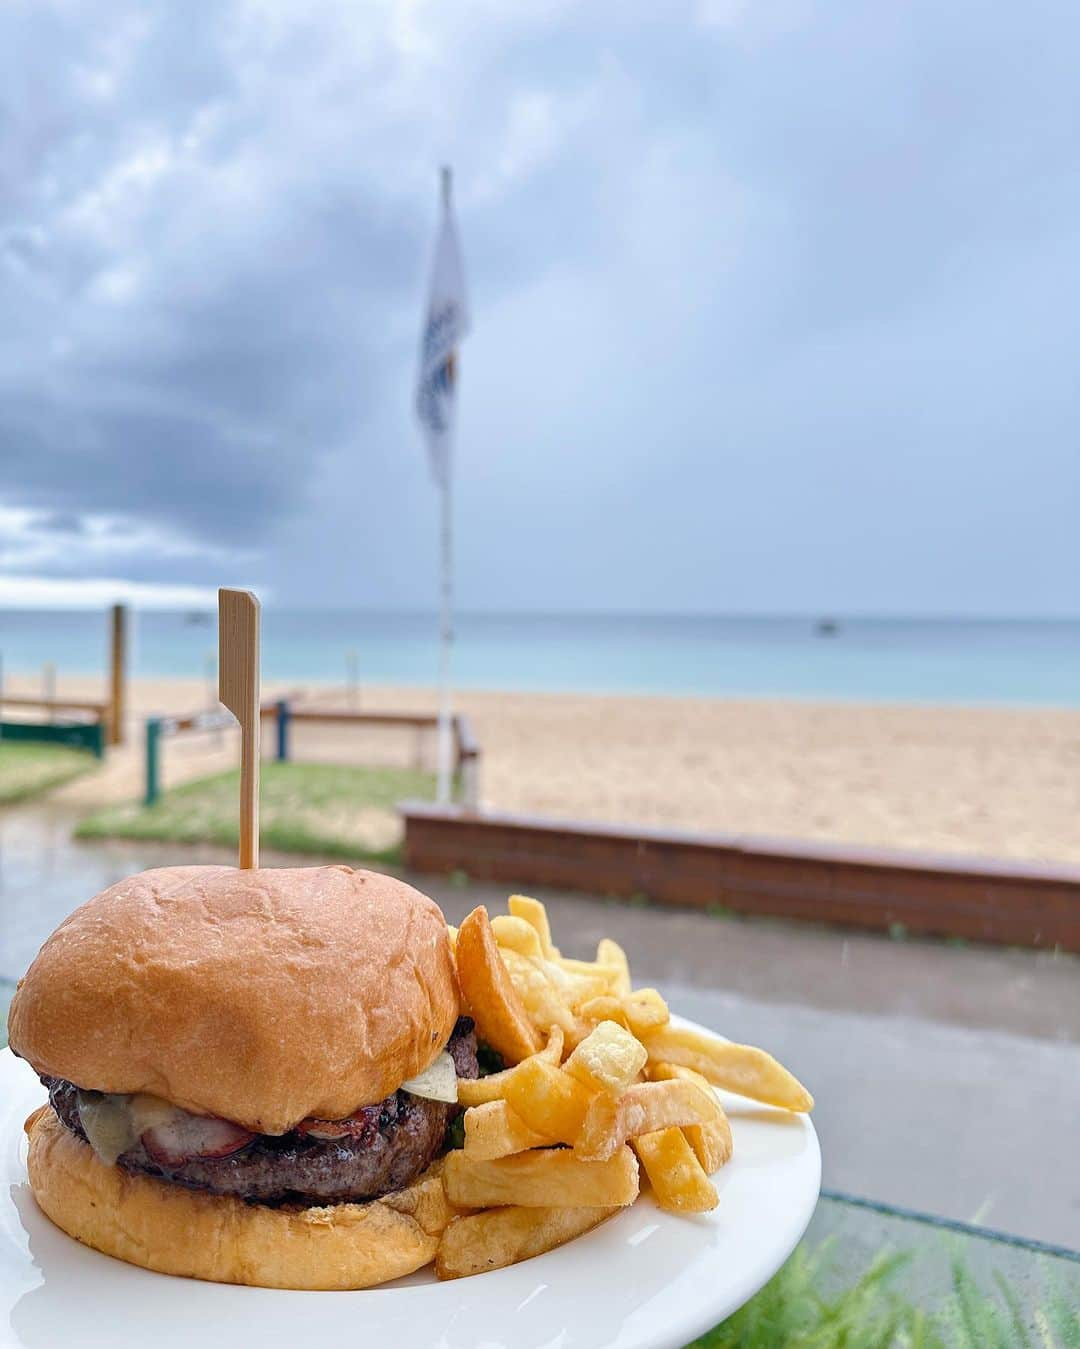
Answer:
[
  {"left": 4, "top": 672, "right": 1080, "bottom": 865},
  {"left": 7, "top": 666, "right": 1080, "bottom": 712}
]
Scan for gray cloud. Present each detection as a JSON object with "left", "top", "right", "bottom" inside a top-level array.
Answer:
[
  {"left": 32, "top": 512, "right": 86, "bottom": 535},
  {"left": 0, "top": 0, "right": 1078, "bottom": 613}
]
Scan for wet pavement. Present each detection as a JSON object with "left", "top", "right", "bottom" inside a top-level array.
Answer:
[{"left": 2, "top": 803, "right": 1078, "bottom": 1249}]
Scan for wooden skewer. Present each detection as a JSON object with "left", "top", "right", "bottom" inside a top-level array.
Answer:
[{"left": 218, "top": 588, "right": 261, "bottom": 869}]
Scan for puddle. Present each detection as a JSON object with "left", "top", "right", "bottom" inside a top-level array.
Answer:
[{"left": 0, "top": 803, "right": 236, "bottom": 980}]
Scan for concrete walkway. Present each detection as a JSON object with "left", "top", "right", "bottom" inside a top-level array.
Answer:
[{"left": 2, "top": 806, "right": 1077, "bottom": 1249}]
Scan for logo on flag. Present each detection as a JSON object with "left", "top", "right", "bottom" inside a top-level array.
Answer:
[{"left": 416, "top": 193, "right": 469, "bottom": 487}]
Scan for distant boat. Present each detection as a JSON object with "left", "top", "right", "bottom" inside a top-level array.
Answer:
[
  {"left": 815, "top": 618, "right": 840, "bottom": 637},
  {"left": 184, "top": 611, "right": 212, "bottom": 627}
]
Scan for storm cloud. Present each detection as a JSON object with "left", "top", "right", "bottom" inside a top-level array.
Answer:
[{"left": 1, "top": 0, "right": 1078, "bottom": 613}]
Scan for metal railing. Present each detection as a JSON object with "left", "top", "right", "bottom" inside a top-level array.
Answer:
[{"left": 143, "top": 700, "right": 481, "bottom": 810}]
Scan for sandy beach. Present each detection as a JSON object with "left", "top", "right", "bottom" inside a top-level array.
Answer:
[{"left": 6, "top": 671, "right": 1080, "bottom": 865}]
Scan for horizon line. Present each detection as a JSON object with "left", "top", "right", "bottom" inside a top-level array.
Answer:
[{"left": 2, "top": 604, "right": 1080, "bottom": 624}]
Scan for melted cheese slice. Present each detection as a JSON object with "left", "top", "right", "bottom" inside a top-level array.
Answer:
[{"left": 76, "top": 1092, "right": 180, "bottom": 1166}]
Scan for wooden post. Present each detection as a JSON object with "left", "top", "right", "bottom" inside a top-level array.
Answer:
[
  {"left": 346, "top": 647, "right": 359, "bottom": 707},
  {"left": 43, "top": 662, "right": 56, "bottom": 723},
  {"left": 109, "top": 604, "right": 127, "bottom": 746},
  {"left": 218, "top": 589, "right": 261, "bottom": 869}
]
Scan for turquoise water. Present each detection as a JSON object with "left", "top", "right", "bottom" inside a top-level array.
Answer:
[{"left": 1, "top": 609, "right": 1079, "bottom": 704}]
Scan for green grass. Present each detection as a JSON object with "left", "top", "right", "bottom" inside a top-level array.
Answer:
[
  {"left": 690, "top": 1245, "right": 917, "bottom": 1347},
  {"left": 0, "top": 741, "right": 97, "bottom": 803},
  {"left": 75, "top": 761, "right": 436, "bottom": 863},
  {"left": 688, "top": 1240, "right": 1079, "bottom": 1348}
]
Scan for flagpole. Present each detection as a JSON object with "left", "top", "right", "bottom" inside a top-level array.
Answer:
[
  {"left": 436, "top": 165, "right": 455, "bottom": 806},
  {"left": 437, "top": 465, "right": 453, "bottom": 804}
]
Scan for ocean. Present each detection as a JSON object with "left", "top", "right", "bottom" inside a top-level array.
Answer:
[{"left": 2, "top": 609, "right": 1080, "bottom": 706}]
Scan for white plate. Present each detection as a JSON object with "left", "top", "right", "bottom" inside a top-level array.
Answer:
[{"left": 0, "top": 1020, "right": 819, "bottom": 1349}]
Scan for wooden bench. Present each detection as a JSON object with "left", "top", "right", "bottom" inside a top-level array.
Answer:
[{"left": 401, "top": 804, "right": 1080, "bottom": 951}]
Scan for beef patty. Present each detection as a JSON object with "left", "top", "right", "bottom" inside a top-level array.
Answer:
[{"left": 45, "top": 1017, "right": 478, "bottom": 1206}]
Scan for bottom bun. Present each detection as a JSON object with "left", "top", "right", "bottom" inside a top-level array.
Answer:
[{"left": 25, "top": 1106, "right": 456, "bottom": 1290}]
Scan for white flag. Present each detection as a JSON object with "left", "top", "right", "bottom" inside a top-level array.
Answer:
[{"left": 416, "top": 188, "right": 469, "bottom": 487}]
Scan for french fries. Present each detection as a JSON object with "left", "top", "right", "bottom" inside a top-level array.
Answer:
[
  {"left": 499, "top": 949, "right": 588, "bottom": 1042},
  {"left": 621, "top": 987, "right": 670, "bottom": 1035},
  {"left": 503, "top": 1057, "right": 594, "bottom": 1143},
  {"left": 576, "top": 988, "right": 670, "bottom": 1037},
  {"left": 436, "top": 1205, "right": 618, "bottom": 1280},
  {"left": 597, "top": 937, "right": 632, "bottom": 996},
  {"left": 456, "top": 907, "right": 542, "bottom": 1065},
  {"left": 577, "top": 994, "right": 630, "bottom": 1031},
  {"left": 575, "top": 1078, "right": 722, "bottom": 1162},
  {"left": 490, "top": 914, "right": 544, "bottom": 957},
  {"left": 444, "top": 1146, "right": 640, "bottom": 1209},
  {"left": 633, "top": 1128, "right": 719, "bottom": 1213},
  {"left": 508, "top": 894, "right": 558, "bottom": 956},
  {"left": 564, "top": 1020, "right": 647, "bottom": 1097},
  {"left": 434, "top": 892, "right": 813, "bottom": 1279},
  {"left": 649, "top": 1063, "right": 733, "bottom": 1173},
  {"left": 456, "top": 1026, "right": 565, "bottom": 1107},
  {"left": 463, "top": 1100, "right": 549, "bottom": 1160},
  {"left": 542, "top": 957, "right": 613, "bottom": 1008},
  {"left": 641, "top": 1025, "right": 814, "bottom": 1112}
]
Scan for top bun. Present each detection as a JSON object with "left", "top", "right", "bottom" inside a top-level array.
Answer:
[{"left": 8, "top": 865, "right": 459, "bottom": 1135}]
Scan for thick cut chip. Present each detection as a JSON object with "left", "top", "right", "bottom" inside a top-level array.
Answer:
[
  {"left": 577, "top": 995, "right": 630, "bottom": 1032},
  {"left": 500, "top": 949, "right": 586, "bottom": 1041},
  {"left": 443, "top": 1145, "right": 640, "bottom": 1209},
  {"left": 555, "top": 956, "right": 624, "bottom": 993},
  {"left": 491, "top": 915, "right": 544, "bottom": 958},
  {"left": 435, "top": 1205, "right": 618, "bottom": 1280},
  {"left": 597, "top": 938, "right": 632, "bottom": 996},
  {"left": 633, "top": 1127, "right": 719, "bottom": 1213},
  {"left": 463, "top": 1100, "right": 549, "bottom": 1160},
  {"left": 642, "top": 1025, "right": 813, "bottom": 1112},
  {"left": 541, "top": 959, "right": 613, "bottom": 1009},
  {"left": 508, "top": 895, "right": 558, "bottom": 956},
  {"left": 649, "top": 1063, "right": 733, "bottom": 1173},
  {"left": 456, "top": 1027, "right": 565, "bottom": 1108},
  {"left": 457, "top": 907, "right": 543, "bottom": 1066},
  {"left": 621, "top": 988, "right": 670, "bottom": 1036},
  {"left": 575, "top": 989, "right": 669, "bottom": 1038},
  {"left": 575, "top": 1078, "right": 722, "bottom": 1162},
  {"left": 564, "top": 1020, "right": 648, "bottom": 1098},
  {"left": 502, "top": 1057, "right": 595, "bottom": 1143}
]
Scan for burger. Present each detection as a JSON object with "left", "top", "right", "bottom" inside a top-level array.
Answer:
[{"left": 7, "top": 863, "right": 477, "bottom": 1289}]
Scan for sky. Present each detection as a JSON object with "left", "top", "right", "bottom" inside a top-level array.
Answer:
[{"left": 1, "top": 0, "right": 1079, "bottom": 616}]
